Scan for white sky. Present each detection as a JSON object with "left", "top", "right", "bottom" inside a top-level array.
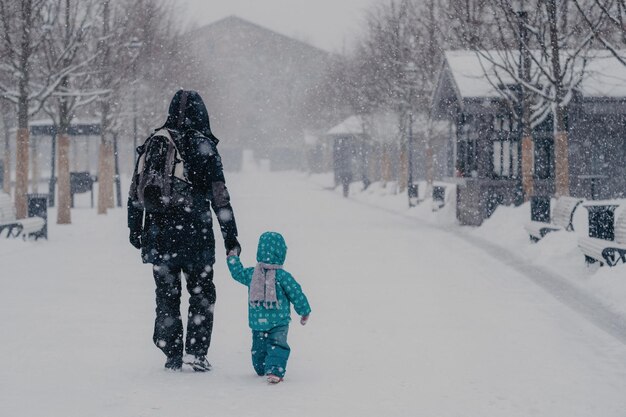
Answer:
[{"left": 179, "top": 0, "right": 381, "bottom": 52}]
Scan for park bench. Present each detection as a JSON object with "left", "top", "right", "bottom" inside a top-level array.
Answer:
[
  {"left": 524, "top": 196, "right": 584, "bottom": 242},
  {"left": 70, "top": 171, "right": 96, "bottom": 208},
  {"left": 432, "top": 185, "right": 446, "bottom": 211},
  {"left": 577, "top": 201, "right": 626, "bottom": 266},
  {"left": 0, "top": 192, "right": 46, "bottom": 239}
]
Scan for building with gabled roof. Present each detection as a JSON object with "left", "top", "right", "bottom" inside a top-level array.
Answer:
[
  {"left": 432, "top": 50, "right": 626, "bottom": 225},
  {"left": 185, "top": 16, "right": 331, "bottom": 170}
]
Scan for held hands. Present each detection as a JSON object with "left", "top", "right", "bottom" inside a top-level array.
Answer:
[
  {"left": 225, "top": 236, "right": 241, "bottom": 257},
  {"left": 300, "top": 315, "right": 310, "bottom": 326},
  {"left": 129, "top": 231, "right": 141, "bottom": 250}
]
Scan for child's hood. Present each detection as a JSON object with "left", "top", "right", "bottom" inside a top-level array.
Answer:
[{"left": 256, "top": 232, "right": 287, "bottom": 265}]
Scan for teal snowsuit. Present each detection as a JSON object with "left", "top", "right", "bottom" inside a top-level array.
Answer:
[{"left": 227, "top": 232, "right": 311, "bottom": 377}]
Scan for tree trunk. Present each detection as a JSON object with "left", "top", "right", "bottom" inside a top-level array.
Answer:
[
  {"left": 97, "top": 0, "right": 114, "bottom": 214},
  {"left": 57, "top": 134, "right": 71, "bottom": 224},
  {"left": 554, "top": 129, "right": 570, "bottom": 197},
  {"left": 519, "top": 10, "right": 534, "bottom": 201},
  {"left": 425, "top": 141, "right": 434, "bottom": 196},
  {"left": 105, "top": 140, "right": 114, "bottom": 209},
  {"left": 1, "top": 107, "right": 10, "bottom": 194},
  {"left": 521, "top": 134, "right": 534, "bottom": 199},
  {"left": 369, "top": 143, "right": 380, "bottom": 182},
  {"left": 399, "top": 143, "right": 408, "bottom": 193},
  {"left": 31, "top": 139, "right": 39, "bottom": 193},
  {"left": 97, "top": 137, "right": 114, "bottom": 214},
  {"left": 382, "top": 145, "right": 391, "bottom": 185},
  {"left": 15, "top": 128, "right": 29, "bottom": 218},
  {"left": 15, "top": 0, "right": 33, "bottom": 219},
  {"left": 97, "top": 140, "right": 107, "bottom": 214},
  {"left": 56, "top": 0, "right": 72, "bottom": 222},
  {"left": 546, "top": 0, "right": 570, "bottom": 197}
]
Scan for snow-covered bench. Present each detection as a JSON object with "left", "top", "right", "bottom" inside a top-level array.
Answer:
[
  {"left": 432, "top": 185, "right": 446, "bottom": 211},
  {"left": 578, "top": 202, "right": 626, "bottom": 266},
  {"left": 0, "top": 192, "right": 46, "bottom": 239},
  {"left": 524, "top": 196, "right": 583, "bottom": 242},
  {"left": 70, "top": 171, "right": 96, "bottom": 208}
]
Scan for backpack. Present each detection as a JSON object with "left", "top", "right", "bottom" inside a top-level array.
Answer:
[{"left": 129, "top": 128, "right": 193, "bottom": 212}]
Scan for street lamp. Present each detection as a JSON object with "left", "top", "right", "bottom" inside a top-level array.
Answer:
[
  {"left": 126, "top": 38, "right": 143, "bottom": 163},
  {"left": 405, "top": 61, "right": 419, "bottom": 207},
  {"left": 114, "top": 38, "right": 142, "bottom": 207}
]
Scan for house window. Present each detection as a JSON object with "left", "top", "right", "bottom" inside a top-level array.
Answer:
[
  {"left": 492, "top": 140, "right": 519, "bottom": 177},
  {"left": 457, "top": 115, "right": 478, "bottom": 177},
  {"left": 492, "top": 114, "right": 520, "bottom": 178}
]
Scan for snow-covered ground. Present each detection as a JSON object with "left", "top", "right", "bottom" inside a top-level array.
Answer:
[
  {"left": 2, "top": 172, "right": 626, "bottom": 417},
  {"left": 330, "top": 175, "right": 626, "bottom": 319}
]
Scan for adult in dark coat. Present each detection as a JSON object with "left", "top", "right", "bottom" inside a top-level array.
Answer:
[{"left": 128, "top": 90, "right": 241, "bottom": 371}]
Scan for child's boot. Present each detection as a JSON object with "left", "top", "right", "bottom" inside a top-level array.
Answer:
[{"left": 267, "top": 374, "right": 283, "bottom": 384}]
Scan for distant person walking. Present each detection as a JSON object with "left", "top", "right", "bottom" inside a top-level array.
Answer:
[{"left": 128, "top": 90, "right": 241, "bottom": 371}]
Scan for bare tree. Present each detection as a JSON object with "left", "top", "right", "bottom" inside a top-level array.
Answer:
[
  {"left": 311, "top": 0, "right": 453, "bottom": 192},
  {"left": 0, "top": 0, "right": 48, "bottom": 217},
  {"left": 573, "top": 0, "right": 626, "bottom": 64},
  {"left": 355, "top": 0, "right": 442, "bottom": 191},
  {"left": 90, "top": 0, "right": 191, "bottom": 214},
  {"left": 40, "top": 0, "right": 104, "bottom": 224},
  {"left": 441, "top": 0, "right": 496, "bottom": 49},
  {"left": 0, "top": 0, "right": 104, "bottom": 216},
  {"left": 94, "top": 0, "right": 141, "bottom": 215},
  {"left": 462, "top": 0, "right": 600, "bottom": 197}
]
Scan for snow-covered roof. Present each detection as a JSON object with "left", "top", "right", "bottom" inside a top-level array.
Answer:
[
  {"left": 326, "top": 113, "right": 427, "bottom": 143},
  {"left": 445, "top": 50, "right": 626, "bottom": 99},
  {"left": 580, "top": 53, "right": 626, "bottom": 97},
  {"left": 326, "top": 115, "right": 365, "bottom": 136}
]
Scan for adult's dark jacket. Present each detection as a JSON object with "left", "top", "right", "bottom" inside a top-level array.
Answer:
[{"left": 128, "top": 90, "right": 239, "bottom": 266}]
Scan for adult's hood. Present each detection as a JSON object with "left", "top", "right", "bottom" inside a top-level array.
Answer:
[
  {"left": 256, "top": 232, "right": 287, "bottom": 265},
  {"left": 161, "top": 89, "right": 218, "bottom": 142}
]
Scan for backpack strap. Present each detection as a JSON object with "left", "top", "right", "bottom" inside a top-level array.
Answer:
[{"left": 153, "top": 128, "right": 190, "bottom": 184}]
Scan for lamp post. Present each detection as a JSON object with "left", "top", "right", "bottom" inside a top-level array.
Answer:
[
  {"left": 48, "top": 130, "right": 57, "bottom": 207},
  {"left": 113, "top": 131, "right": 122, "bottom": 207},
  {"left": 126, "top": 38, "right": 142, "bottom": 164},
  {"left": 513, "top": 0, "right": 534, "bottom": 201},
  {"left": 116, "top": 38, "right": 142, "bottom": 207},
  {"left": 405, "top": 62, "right": 419, "bottom": 207}
]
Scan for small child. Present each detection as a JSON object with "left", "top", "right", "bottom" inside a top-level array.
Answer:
[{"left": 227, "top": 231, "right": 311, "bottom": 384}]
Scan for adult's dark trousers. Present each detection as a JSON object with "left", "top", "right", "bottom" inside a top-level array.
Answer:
[{"left": 152, "top": 262, "right": 216, "bottom": 359}]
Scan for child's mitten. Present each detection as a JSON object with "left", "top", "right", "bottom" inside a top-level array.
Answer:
[{"left": 300, "top": 315, "right": 309, "bottom": 326}]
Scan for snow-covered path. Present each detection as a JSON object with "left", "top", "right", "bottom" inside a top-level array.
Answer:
[{"left": 2, "top": 172, "right": 626, "bottom": 417}]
